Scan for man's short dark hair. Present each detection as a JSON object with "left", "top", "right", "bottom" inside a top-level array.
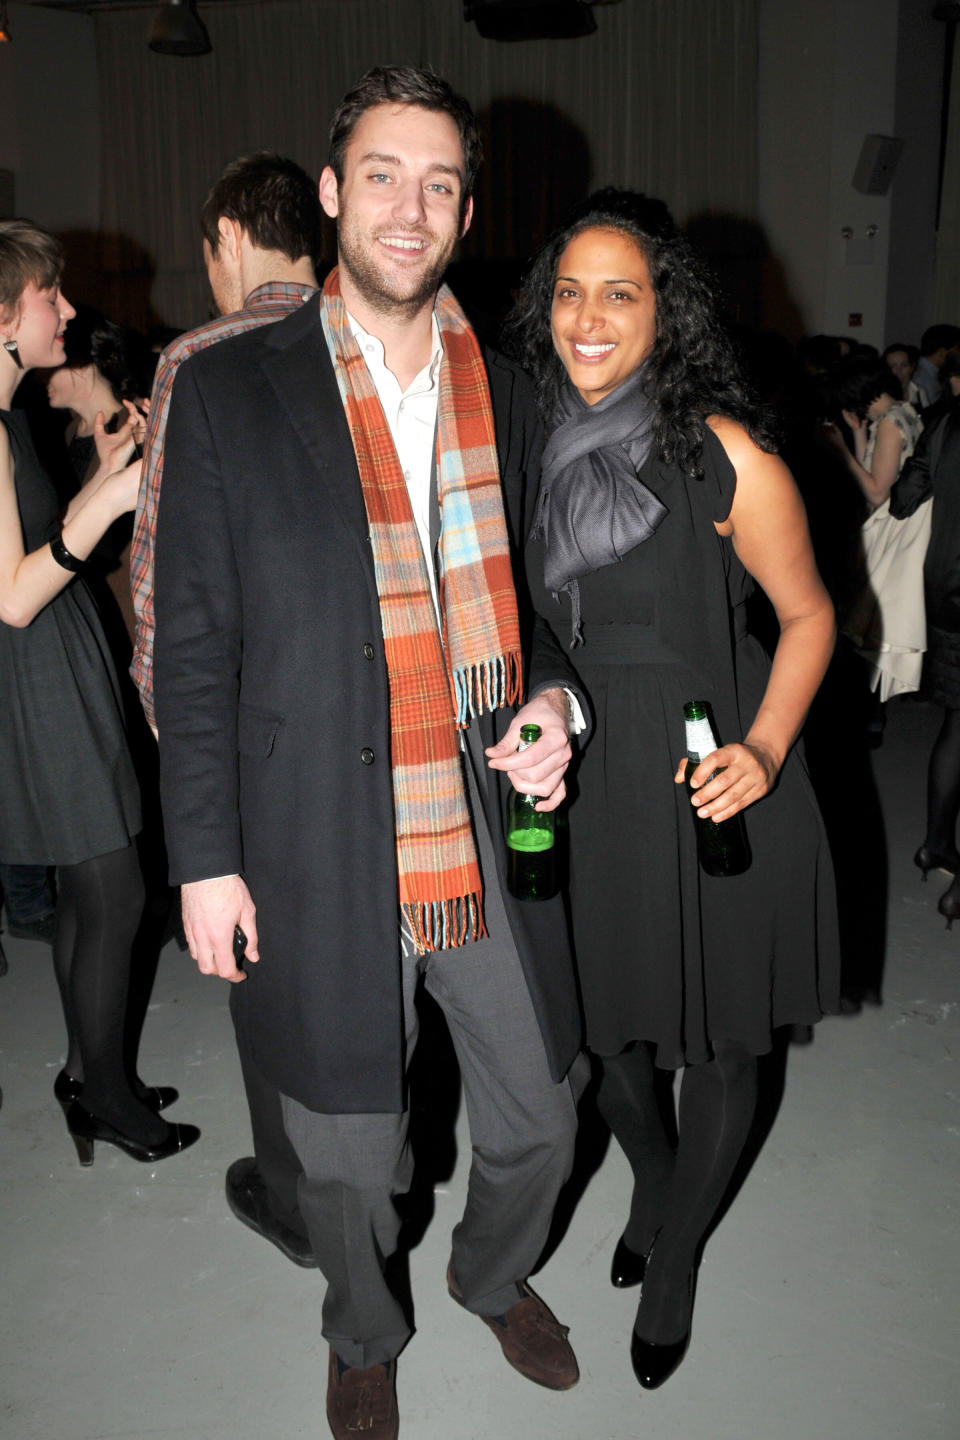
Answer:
[
  {"left": 328, "top": 66, "right": 481, "bottom": 203},
  {"left": 200, "top": 152, "right": 322, "bottom": 261},
  {"left": 883, "top": 341, "right": 918, "bottom": 365},
  {"left": 920, "top": 323, "right": 960, "bottom": 357}
]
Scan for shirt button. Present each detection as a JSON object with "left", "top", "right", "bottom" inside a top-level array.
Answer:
[
  {"left": 360, "top": 747, "right": 375, "bottom": 765},
  {"left": 363, "top": 643, "right": 375, "bottom": 660}
]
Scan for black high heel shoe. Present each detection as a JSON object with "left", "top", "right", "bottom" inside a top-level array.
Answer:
[
  {"left": 630, "top": 1270, "right": 696, "bottom": 1390},
  {"left": 611, "top": 1233, "right": 653, "bottom": 1289},
  {"left": 54, "top": 1070, "right": 179, "bottom": 1119},
  {"left": 64, "top": 1100, "right": 200, "bottom": 1167},
  {"left": 913, "top": 845, "right": 960, "bottom": 881},
  {"left": 938, "top": 876, "right": 960, "bottom": 931}
]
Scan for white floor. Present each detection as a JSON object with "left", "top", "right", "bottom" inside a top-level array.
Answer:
[{"left": 1, "top": 697, "right": 957, "bottom": 1440}]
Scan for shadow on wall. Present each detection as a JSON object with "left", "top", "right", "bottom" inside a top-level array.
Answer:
[
  {"left": 55, "top": 229, "right": 158, "bottom": 336},
  {"left": 444, "top": 99, "right": 592, "bottom": 346},
  {"left": 467, "top": 97, "right": 593, "bottom": 268},
  {"left": 684, "top": 212, "right": 806, "bottom": 341}
]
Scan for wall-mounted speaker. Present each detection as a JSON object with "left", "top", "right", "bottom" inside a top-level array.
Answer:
[{"left": 852, "top": 134, "right": 904, "bottom": 196}]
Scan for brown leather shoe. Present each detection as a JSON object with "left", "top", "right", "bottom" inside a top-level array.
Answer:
[
  {"left": 447, "top": 1260, "right": 579, "bottom": 1391},
  {"left": 326, "top": 1348, "right": 399, "bottom": 1440}
]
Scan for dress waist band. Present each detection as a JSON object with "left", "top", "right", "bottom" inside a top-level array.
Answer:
[
  {"left": 576, "top": 625, "right": 681, "bottom": 665},
  {"left": 574, "top": 604, "right": 749, "bottom": 666}
]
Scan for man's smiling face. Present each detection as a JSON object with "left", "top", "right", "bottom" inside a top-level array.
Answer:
[{"left": 319, "top": 102, "right": 473, "bottom": 319}]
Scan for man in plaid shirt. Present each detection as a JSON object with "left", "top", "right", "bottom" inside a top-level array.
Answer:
[
  {"left": 129, "top": 150, "right": 322, "bottom": 1272},
  {"left": 130, "top": 152, "right": 322, "bottom": 730}
]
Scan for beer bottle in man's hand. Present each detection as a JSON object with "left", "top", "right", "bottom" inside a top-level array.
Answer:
[
  {"left": 506, "top": 724, "right": 557, "bottom": 900},
  {"left": 683, "top": 700, "right": 751, "bottom": 877}
]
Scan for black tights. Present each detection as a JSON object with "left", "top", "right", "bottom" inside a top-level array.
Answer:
[
  {"left": 924, "top": 707, "right": 960, "bottom": 857},
  {"left": 52, "top": 844, "right": 166, "bottom": 1147},
  {"left": 598, "top": 1039, "right": 759, "bottom": 1343}
]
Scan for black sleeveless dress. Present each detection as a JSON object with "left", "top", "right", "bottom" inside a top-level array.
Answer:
[
  {"left": 526, "top": 428, "right": 840, "bottom": 1067},
  {"left": 0, "top": 409, "right": 140, "bottom": 865}
]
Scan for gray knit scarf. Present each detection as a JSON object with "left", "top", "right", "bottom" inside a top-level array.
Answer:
[{"left": 531, "top": 366, "right": 668, "bottom": 645}]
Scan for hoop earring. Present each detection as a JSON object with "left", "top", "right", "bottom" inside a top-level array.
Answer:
[{"left": 2, "top": 338, "right": 22, "bottom": 369}]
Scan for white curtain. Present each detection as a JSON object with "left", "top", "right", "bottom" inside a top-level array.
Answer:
[
  {"left": 93, "top": 0, "right": 758, "bottom": 329},
  {"left": 934, "top": 23, "right": 960, "bottom": 321}
]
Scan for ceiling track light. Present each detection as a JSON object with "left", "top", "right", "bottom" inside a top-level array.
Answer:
[{"left": 148, "top": 0, "right": 211, "bottom": 57}]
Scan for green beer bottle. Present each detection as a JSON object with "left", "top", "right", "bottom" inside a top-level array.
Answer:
[
  {"left": 506, "top": 723, "right": 557, "bottom": 901},
  {"left": 682, "top": 700, "right": 751, "bottom": 878}
]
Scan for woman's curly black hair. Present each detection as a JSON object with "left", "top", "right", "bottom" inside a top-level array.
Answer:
[
  {"left": 63, "top": 305, "right": 155, "bottom": 405},
  {"left": 502, "top": 188, "right": 778, "bottom": 476}
]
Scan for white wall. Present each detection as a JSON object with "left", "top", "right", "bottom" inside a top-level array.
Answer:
[
  {"left": 758, "top": 0, "right": 944, "bottom": 347},
  {"left": 886, "top": 2, "right": 945, "bottom": 343},
  {"left": 757, "top": 0, "right": 836, "bottom": 341},
  {"left": 820, "top": 0, "right": 899, "bottom": 346},
  {"left": 0, "top": 3, "right": 99, "bottom": 230}
]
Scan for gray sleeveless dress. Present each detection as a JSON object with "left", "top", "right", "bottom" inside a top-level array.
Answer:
[
  {"left": 526, "top": 428, "right": 840, "bottom": 1068},
  {"left": 0, "top": 409, "right": 140, "bottom": 864}
]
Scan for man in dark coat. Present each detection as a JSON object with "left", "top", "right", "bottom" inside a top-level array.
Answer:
[{"left": 154, "top": 67, "right": 586, "bottom": 1440}]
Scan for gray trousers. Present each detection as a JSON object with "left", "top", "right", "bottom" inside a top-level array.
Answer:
[{"left": 281, "top": 851, "right": 580, "bottom": 1369}]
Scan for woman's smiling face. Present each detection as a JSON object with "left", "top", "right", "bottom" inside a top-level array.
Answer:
[
  {"left": 550, "top": 226, "right": 657, "bottom": 405},
  {"left": 5, "top": 282, "right": 75, "bottom": 371}
]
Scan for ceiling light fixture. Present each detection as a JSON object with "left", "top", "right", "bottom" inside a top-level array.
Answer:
[{"left": 148, "top": 0, "right": 211, "bottom": 57}]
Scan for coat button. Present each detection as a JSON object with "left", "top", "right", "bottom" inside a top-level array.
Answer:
[
  {"left": 360, "top": 747, "right": 375, "bottom": 765},
  {"left": 363, "top": 642, "right": 375, "bottom": 660}
]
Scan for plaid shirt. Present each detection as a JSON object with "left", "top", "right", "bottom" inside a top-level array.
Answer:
[{"left": 129, "top": 281, "right": 317, "bottom": 726}]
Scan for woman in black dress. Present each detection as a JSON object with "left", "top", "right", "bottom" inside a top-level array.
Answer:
[
  {"left": 502, "top": 191, "right": 839, "bottom": 1386},
  {"left": 0, "top": 220, "right": 197, "bottom": 1164}
]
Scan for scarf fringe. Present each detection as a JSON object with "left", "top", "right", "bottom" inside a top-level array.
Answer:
[
  {"left": 402, "top": 893, "right": 488, "bottom": 955},
  {"left": 452, "top": 650, "right": 523, "bottom": 725}
]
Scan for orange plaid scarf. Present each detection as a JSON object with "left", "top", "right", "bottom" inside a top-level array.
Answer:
[{"left": 320, "top": 269, "right": 522, "bottom": 952}]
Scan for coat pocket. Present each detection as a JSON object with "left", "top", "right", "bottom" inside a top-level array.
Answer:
[{"left": 237, "top": 702, "right": 284, "bottom": 757}]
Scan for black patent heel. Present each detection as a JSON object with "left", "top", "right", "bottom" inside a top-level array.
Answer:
[
  {"left": 914, "top": 844, "right": 960, "bottom": 881},
  {"left": 64, "top": 1100, "right": 200, "bottom": 1166},
  {"left": 611, "top": 1225, "right": 659, "bottom": 1289},
  {"left": 70, "top": 1128, "right": 95, "bottom": 1167},
  {"left": 54, "top": 1068, "right": 178, "bottom": 1117},
  {"left": 630, "top": 1268, "right": 696, "bottom": 1390},
  {"left": 938, "top": 878, "right": 960, "bottom": 931}
]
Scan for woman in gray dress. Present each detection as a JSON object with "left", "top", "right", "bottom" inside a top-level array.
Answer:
[{"left": 0, "top": 220, "right": 197, "bottom": 1164}]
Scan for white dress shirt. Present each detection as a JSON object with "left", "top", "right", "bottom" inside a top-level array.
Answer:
[{"left": 348, "top": 312, "right": 444, "bottom": 620}]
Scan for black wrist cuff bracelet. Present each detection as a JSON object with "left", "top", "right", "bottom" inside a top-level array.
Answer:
[{"left": 49, "top": 533, "right": 84, "bottom": 573}]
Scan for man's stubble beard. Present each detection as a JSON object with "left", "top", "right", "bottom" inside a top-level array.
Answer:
[{"left": 336, "top": 211, "right": 456, "bottom": 320}]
